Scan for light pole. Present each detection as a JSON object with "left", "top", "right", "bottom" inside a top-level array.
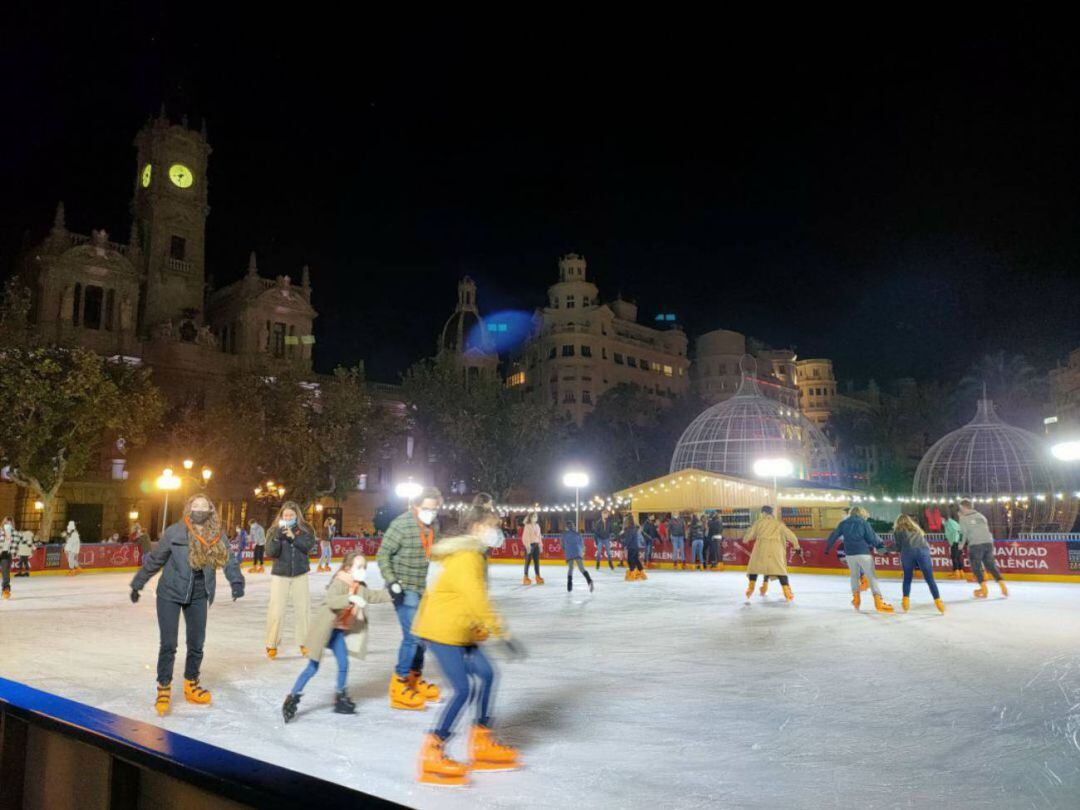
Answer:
[
  {"left": 155, "top": 468, "right": 182, "bottom": 534},
  {"left": 562, "top": 471, "right": 590, "bottom": 531},
  {"left": 752, "top": 458, "right": 794, "bottom": 512}
]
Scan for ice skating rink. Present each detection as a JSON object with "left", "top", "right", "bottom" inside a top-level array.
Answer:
[{"left": 2, "top": 564, "right": 1079, "bottom": 809}]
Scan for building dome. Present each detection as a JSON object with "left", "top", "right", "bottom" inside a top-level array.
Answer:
[
  {"left": 913, "top": 398, "right": 1077, "bottom": 535},
  {"left": 670, "top": 374, "right": 839, "bottom": 482}
]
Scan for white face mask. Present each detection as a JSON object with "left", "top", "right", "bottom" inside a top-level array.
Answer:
[
  {"left": 417, "top": 509, "right": 437, "bottom": 526},
  {"left": 481, "top": 525, "right": 505, "bottom": 548},
  {"left": 350, "top": 563, "right": 366, "bottom": 580}
]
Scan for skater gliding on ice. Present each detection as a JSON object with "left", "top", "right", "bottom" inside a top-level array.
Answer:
[
  {"left": 15, "top": 528, "right": 35, "bottom": 578},
  {"left": 412, "top": 493, "right": 523, "bottom": 786},
  {"left": 317, "top": 515, "right": 336, "bottom": 572},
  {"left": 889, "top": 514, "right": 945, "bottom": 614},
  {"left": 594, "top": 509, "right": 616, "bottom": 571},
  {"left": 561, "top": 519, "right": 594, "bottom": 592},
  {"left": 376, "top": 486, "right": 443, "bottom": 711},
  {"left": 826, "top": 506, "right": 893, "bottom": 612},
  {"left": 264, "top": 501, "right": 316, "bottom": 659},
  {"left": 249, "top": 518, "right": 266, "bottom": 573},
  {"left": 522, "top": 512, "right": 544, "bottom": 584},
  {"left": 130, "top": 494, "right": 245, "bottom": 716},
  {"left": 620, "top": 515, "right": 646, "bottom": 581},
  {"left": 282, "top": 552, "right": 392, "bottom": 723},
  {"left": 0, "top": 516, "right": 14, "bottom": 598},
  {"left": 62, "top": 519, "right": 80, "bottom": 574},
  {"left": 959, "top": 499, "right": 1008, "bottom": 598},
  {"left": 743, "top": 505, "right": 799, "bottom": 602}
]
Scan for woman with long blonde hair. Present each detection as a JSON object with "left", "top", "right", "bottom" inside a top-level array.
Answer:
[{"left": 891, "top": 513, "right": 944, "bottom": 614}]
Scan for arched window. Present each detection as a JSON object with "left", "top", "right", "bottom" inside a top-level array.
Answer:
[{"left": 72, "top": 283, "right": 82, "bottom": 325}]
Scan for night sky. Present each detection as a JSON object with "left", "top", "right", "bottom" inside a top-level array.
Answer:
[{"left": 4, "top": 17, "right": 1080, "bottom": 384}]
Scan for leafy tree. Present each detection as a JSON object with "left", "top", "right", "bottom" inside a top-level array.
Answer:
[
  {"left": 198, "top": 363, "right": 391, "bottom": 507},
  {"left": 578, "top": 384, "right": 662, "bottom": 491},
  {"left": 0, "top": 346, "right": 166, "bottom": 539},
  {"left": 401, "top": 353, "right": 566, "bottom": 499}
]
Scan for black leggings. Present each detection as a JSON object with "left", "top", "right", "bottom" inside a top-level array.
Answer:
[
  {"left": 747, "top": 574, "right": 789, "bottom": 586},
  {"left": 253, "top": 545, "right": 265, "bottom": 566},
  {"left": 0, "top": 555, "right": 9, "bottom": 590},
  {"left": 156, "top": 596, "right": 208, "bottom": 685},
  {"left": 950, "top": 543, "right": 964, "bottom": 572},
  {"left": 627, "top": 548, "right": 644, "bottom": 572},
  {"left": 524, "top": 545, "right": 541, "bottom": 577}
]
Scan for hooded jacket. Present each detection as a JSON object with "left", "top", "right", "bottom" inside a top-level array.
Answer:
[
  {"left": 619, "top": 524, "right": 643, "bottom": 552},
  {"left": 959, "top": 509, "right": 994, "bottom": 546},
  {"left": 560, "top": 528, "right": 585, "bottom": 560},
  {"left": 412, "top": 535, "right": 504, "bottom": 646},
  {"left": 131, "top": 519, "right": 245, "bottom": 605}
]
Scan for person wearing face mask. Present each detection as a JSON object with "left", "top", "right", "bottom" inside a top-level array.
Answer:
[
  {"left": 264, "top": 501, "right": 317, "bottom": 660},
  {"left": 521, "top": 512, "right": 544, "bottom": 585},
  {"left": 130, "top": 493, "right": 245, "bottom": 716},
  {"left": 282, "top": 552, "right": 393, "bottom": 722},
  {"left": 249, "top": 519, "right": 266, "bottom": 573},
  {"left": 15, "top": 528, "right": 36, "bottom": 578},
  {"left": 412, "top": 493, "right": 523, "bottom": 786},
  {"left": 62, "top": 519, "right": 81, "bottom": 575},
  {"left": 1, "top": 516, "right": 16, "bottom": 598},
  {"left": 377, "top": 486, "right": 443, "bottom": 711}
]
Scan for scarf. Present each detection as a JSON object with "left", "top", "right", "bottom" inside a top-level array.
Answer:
[
  {"left": 185, "top": 516, "right": 229, "bottom": 570},
  {"left": 417, "top": 515, "right": 435, "bottom": 558}
]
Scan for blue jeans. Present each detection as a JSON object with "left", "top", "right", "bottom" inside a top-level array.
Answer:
[
  {"left": 691, "top": 539, "right": 705, "bottom": 565},
  {"left": 291, "top": 628, "right": 348, "bottom": 693},
  {"left": 671, "top": 536, "right": 685, "bottom": 563},
  {"left": 643, "top": 537, "right": 654, "bottom": 563},
  {"left": 394, "top": 590, "right": 425, "bottom": 678},
  {"left": 595, "top": 538, "right": 613, "bottom": 567},
  {"left": 901, "top": 547, "right": 940, "bottom": 599},
  {"left": 427, "top": 641, "right": 495, "bottom": 740},
  {"left": 318, "top": 541, "right": 331, "bottom": 567}
]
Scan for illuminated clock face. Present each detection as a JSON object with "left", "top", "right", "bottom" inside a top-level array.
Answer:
[
  {"left": 168, "top": 164, "right": 194, "bottom": 188},
  {"left": 141, "top": 163, "right": 152, "bottom": 187}
]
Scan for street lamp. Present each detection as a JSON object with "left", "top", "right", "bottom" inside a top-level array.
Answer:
[
  {"left": 1051, "top": 440, "right": 1080, "bottom": 462},
  {"left": 155, "top": 467, "right": 182, "bottom": 533},
  {"left": 562, "top": 471, "right": 590, "bottom": 531},
  {"left": 182, "top": 459, "right": 194, "bottom": 471},
  {"left": 201, "top": 467, "right": 212, "bottom": 483},
  {"left": 753, "top": 457, "right": 794, "bottom": 511}
]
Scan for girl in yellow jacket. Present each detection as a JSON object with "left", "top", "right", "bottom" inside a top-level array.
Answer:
[{"left": 411, "top": 493, "right": 524, "bottom": 786}]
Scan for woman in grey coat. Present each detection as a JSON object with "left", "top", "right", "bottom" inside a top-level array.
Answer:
[{"left": 130, "top": 493, "right": 245, "bottom": 716}]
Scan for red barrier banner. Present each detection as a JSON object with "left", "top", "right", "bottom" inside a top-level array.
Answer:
[{"left": 30, "top": 543, "right": 144, "bottom": 571}]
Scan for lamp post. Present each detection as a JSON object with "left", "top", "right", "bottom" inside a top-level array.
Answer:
[
  {"left": 562, "top": 471, "right": 590, "bottom": 531},
  {"left": 752, "top": 458, "right": 794, "bottom": 512},
  {"left": 255, "top": 480, "right": 287, "bottom": 525},
  {"left": 155, "top": 468, "right": 182, "bottom": 534}
]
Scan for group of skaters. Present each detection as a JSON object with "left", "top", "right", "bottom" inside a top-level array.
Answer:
[
  {"left": 740, "top": 499, "right": 1008, "bottom": 615},
  {"left": 128, "top": 487, "right": 521, "bottom": 788},
  {"left": 0, "top": 516, "right": 84, "bottom": 598}
]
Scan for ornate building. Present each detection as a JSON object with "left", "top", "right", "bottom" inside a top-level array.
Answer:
[
  {"left": 508, "top": 253, "right": 690, "bottom": 424},
  {"left": 19, "top": 112, "right": 317, "bottom": 406},
  {"left": 691, "top": 329, "right": 800, "bottom": 409},
  {"left": 795, "top": 358, "right": 838, "bottom": 425},
  {"left": 5, "top": 112, "right": 320, "bottom": 541},
  {"left": 438, "top": 276, "right": 498, "bottom": 379}
]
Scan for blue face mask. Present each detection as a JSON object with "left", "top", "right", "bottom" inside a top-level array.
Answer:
[{"left": 280, "top": 518, "right": 297, "bottom": 529}]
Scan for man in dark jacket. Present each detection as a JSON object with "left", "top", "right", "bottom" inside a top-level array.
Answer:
[
  {"left": 706, "top": 513, "right": 724, "bottom": 570},
  {"left": 668, "top": 514, "right": 687, "bottom": 570}
]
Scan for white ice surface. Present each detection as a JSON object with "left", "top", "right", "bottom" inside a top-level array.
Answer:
[{"left": 1, "top": 564, "right": 1079, "bottom": 809}]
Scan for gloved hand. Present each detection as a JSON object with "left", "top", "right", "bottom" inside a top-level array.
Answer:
[
  {"left": 348, "top": 594, "right": 367, "bottom": 607},
  {"left": 231, "top": 584, "right": 244, "bottom": 601},
  {"left": 130, "top": 589, "right": 140, "bottom": 604},
  {"left": 500, "top": 636, "right": 527, "bottom": 661},
  {"left": 388, "top": 581, "right": 404, "bottom": 607}
]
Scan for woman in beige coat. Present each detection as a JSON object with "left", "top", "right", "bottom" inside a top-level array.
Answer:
[
  {"left": 281, "top": 552, "right": 391, "bottom": 722},
  {"left": 743, "top": 505, "right": 802, "bottom": 602}
]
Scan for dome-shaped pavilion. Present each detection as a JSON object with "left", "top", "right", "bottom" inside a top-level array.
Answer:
[
  {"left": 913, "top": 398, "right": 1077, "bottom": 535},
  {"left": 670, "top": 374, "right": 839, "bottom": 483}
]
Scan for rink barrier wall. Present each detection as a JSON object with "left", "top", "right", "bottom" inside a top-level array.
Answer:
[
  {"left": 0, "top": 678, "right": 404, "bottom": 810},
  {"left": 28, "top": 534, "right": 1080, "bottom": 583}
]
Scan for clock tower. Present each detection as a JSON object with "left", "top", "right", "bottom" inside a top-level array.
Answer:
[{"left": 131, "top": 111, "right": 211, "bottom": 332}]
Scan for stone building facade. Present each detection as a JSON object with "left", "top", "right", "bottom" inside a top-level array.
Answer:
[
  {"left": 507, "top": 254, "right": 691, "bottom": 425},
  {"left": 1048, "top": 347, "right": 1080, "bottom": 434},
  {"left": 795, "top": 358, "right": 839, "bottom": 426}
]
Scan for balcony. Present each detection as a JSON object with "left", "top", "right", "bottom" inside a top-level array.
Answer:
[{"left": 165, "top": 257, "right": 192, "bottom": 273}]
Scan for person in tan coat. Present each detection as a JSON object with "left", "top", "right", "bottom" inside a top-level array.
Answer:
[
  {"left": 281, "top": 552, "right": 392, "bottom": 722},
  {"left": 743, "top": 505, "right": 802, "bottom": 602}
]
